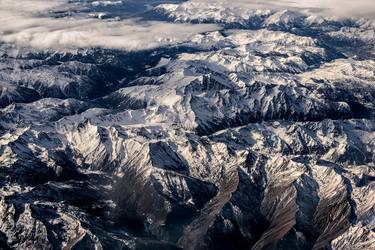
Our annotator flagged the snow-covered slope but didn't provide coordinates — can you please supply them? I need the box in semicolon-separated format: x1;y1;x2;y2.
0;1;374;250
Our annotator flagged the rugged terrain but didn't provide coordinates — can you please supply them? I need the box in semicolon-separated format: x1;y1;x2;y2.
0;1;374;249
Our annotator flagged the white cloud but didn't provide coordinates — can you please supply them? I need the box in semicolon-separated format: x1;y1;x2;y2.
0;0;219;51
188;0;375;17
0;0;373;51
276;0;375;16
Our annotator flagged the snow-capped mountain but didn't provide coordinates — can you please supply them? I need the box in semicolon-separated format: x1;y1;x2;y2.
0;1;374;249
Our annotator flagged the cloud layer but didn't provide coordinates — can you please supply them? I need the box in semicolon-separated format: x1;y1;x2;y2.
0;0;374;51
0;0;219;51
190;0;375;17
278;0;375;16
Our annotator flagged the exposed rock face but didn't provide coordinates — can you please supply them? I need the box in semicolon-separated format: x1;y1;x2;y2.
0;1;374;250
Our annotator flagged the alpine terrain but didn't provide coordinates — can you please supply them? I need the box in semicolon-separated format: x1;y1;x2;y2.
0;0;374;249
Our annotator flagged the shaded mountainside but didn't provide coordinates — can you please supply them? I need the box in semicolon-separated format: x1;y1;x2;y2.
0;3;375;250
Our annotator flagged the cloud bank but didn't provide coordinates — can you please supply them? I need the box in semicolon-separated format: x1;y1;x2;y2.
0;0;219;51
278;0;375;16
0;0;374;51
190;0;375;17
